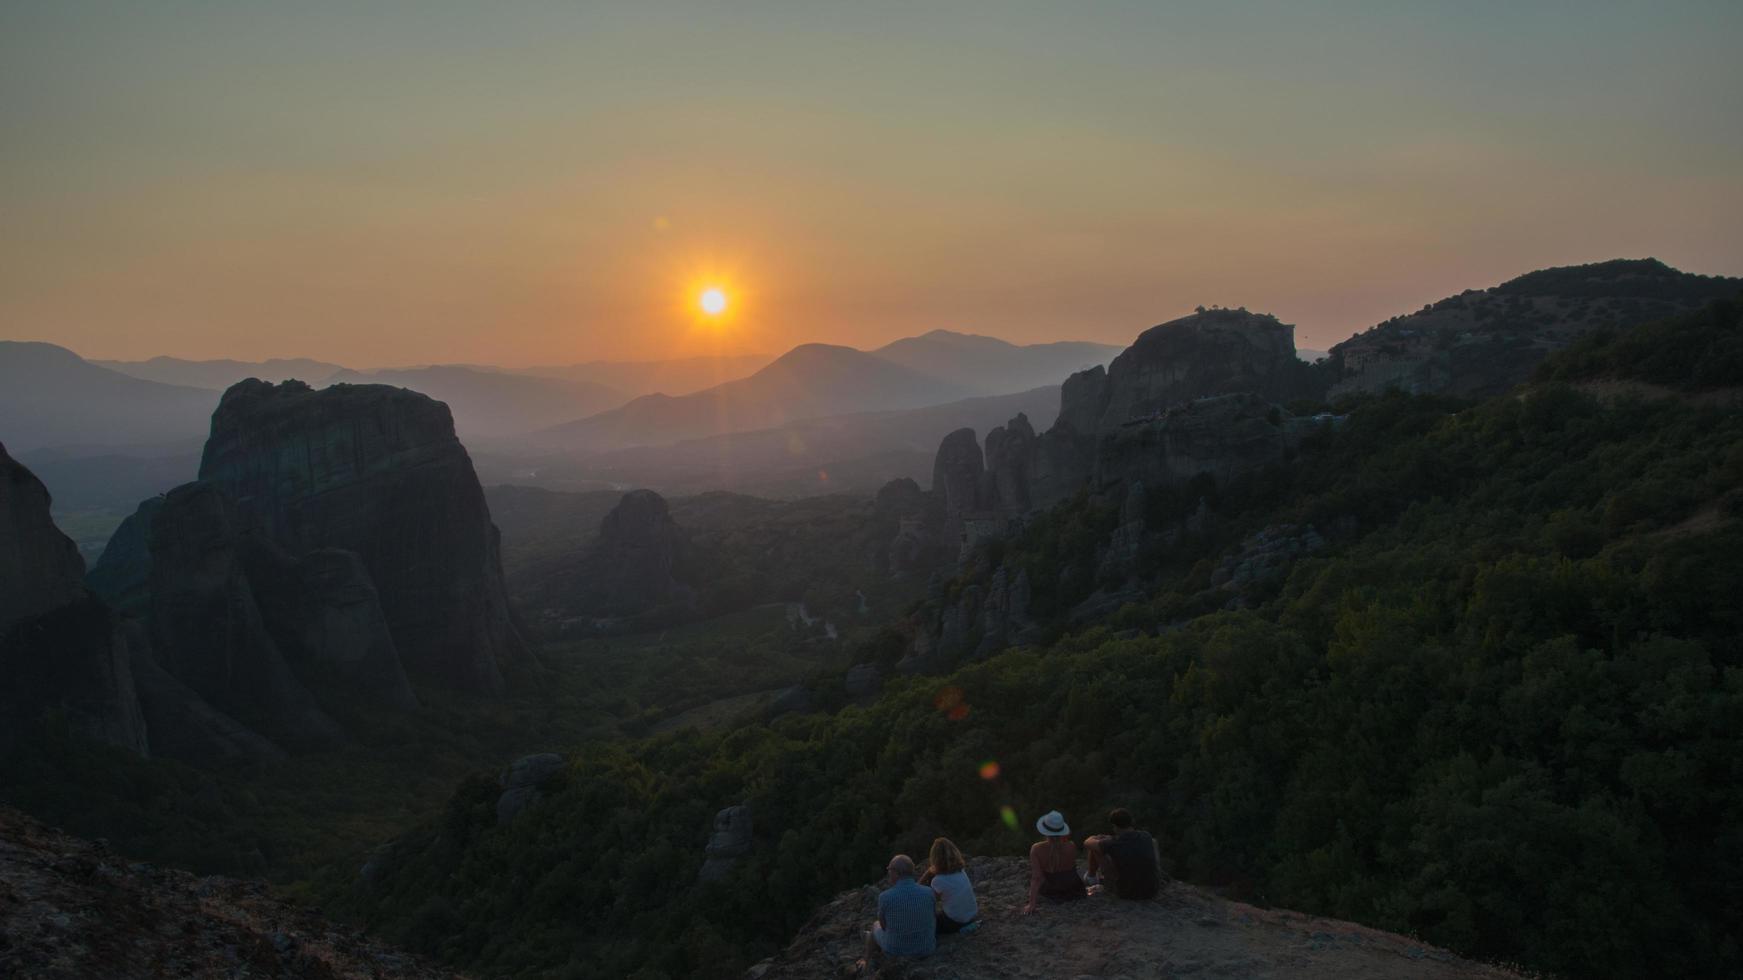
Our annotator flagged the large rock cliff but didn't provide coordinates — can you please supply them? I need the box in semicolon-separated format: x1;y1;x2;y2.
1;442;88;635
0;444;148;755
931;309;1308;527
198;379;532;693
899;310;1312;671
144;482;344;748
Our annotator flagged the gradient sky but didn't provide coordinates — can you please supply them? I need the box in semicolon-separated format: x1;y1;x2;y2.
3;1;1740;365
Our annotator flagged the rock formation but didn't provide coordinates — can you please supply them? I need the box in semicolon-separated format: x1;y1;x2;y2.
0;443;148;755
198;379;531;693
145;482;343;748
583;489;685;614
699;804;753;881
904;310;1311;671
243;545;419;712
874;477;945;579
930;309;1309;529
1;443;87;634
1092;392;1292;489
84;496;160;616
496;753;565;826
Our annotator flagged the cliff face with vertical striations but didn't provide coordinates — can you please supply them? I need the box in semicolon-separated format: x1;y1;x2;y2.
197;379;532;693
0;443;148;754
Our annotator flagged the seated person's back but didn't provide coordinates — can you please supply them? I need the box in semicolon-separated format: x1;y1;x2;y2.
1094;809;1161;900
877;875;938;956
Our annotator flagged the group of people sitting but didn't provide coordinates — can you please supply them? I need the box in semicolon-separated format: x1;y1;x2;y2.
859;807;1162;972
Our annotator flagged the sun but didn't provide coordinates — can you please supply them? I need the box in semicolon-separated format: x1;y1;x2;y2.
699;287;728;316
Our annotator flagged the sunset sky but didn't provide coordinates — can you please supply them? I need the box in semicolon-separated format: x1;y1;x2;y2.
4;1;1740;365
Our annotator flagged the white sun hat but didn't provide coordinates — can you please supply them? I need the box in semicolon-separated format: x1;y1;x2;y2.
1035;810;1071;837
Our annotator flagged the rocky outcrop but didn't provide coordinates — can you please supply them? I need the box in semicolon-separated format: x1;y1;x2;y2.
0;444;149;755
875;477;946;579
84;496;160;616
124;621;285;765
699;804;753;882
932;428;990;524
243;546;419;712
496;753;565;826
1212;523;1327;597
905;311;1309;670
1;443;87;635
752;855;1524;980
145;482;343;749
584;490;685;614
926;309;1308;526
198;379;532;693
0;806;464;980
1093;392;1292;489
1327;258;1743;399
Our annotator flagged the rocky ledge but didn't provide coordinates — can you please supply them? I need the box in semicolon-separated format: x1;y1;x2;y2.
752;856;1521;980
0;807;462;980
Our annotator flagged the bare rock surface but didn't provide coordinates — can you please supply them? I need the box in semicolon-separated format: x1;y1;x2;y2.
0;441;87;634
0;443;149;754
755;856;1523;980
0;806;464;980
199;379;531;693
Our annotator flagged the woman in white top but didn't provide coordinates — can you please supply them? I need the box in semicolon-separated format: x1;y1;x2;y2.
918;837;979;933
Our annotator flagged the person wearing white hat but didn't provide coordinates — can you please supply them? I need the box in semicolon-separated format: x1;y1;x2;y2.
1023;809;1087;914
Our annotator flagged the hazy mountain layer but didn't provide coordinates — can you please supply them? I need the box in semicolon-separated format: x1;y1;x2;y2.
870;329;1119;395
324;365;626;438
92;356;346;390
530;343;983;452
0;342;217;453
493;385;1061;499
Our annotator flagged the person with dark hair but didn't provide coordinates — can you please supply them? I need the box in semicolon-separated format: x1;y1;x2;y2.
1084;807;1162;900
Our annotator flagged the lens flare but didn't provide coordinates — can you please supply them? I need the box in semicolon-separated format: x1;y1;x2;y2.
1000;805;1019;830
979;761;1001;780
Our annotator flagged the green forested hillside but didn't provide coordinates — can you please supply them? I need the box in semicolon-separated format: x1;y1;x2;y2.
339;302;1743;978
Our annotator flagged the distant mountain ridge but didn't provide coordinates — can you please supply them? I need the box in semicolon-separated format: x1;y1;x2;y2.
93;356;346;390
529;331;1119;453
530;343;981;452
871;329;1120;395
0;342;217;453
322;365;625;438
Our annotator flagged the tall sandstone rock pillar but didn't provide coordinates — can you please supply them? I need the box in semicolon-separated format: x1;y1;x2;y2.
197;380;533;694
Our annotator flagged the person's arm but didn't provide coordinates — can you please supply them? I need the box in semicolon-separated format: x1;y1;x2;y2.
1024;848;1042;914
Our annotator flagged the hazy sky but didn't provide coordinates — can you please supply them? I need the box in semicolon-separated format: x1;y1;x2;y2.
4;1;1740;365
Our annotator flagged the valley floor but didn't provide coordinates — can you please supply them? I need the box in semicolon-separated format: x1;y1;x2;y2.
754;857;1526;980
